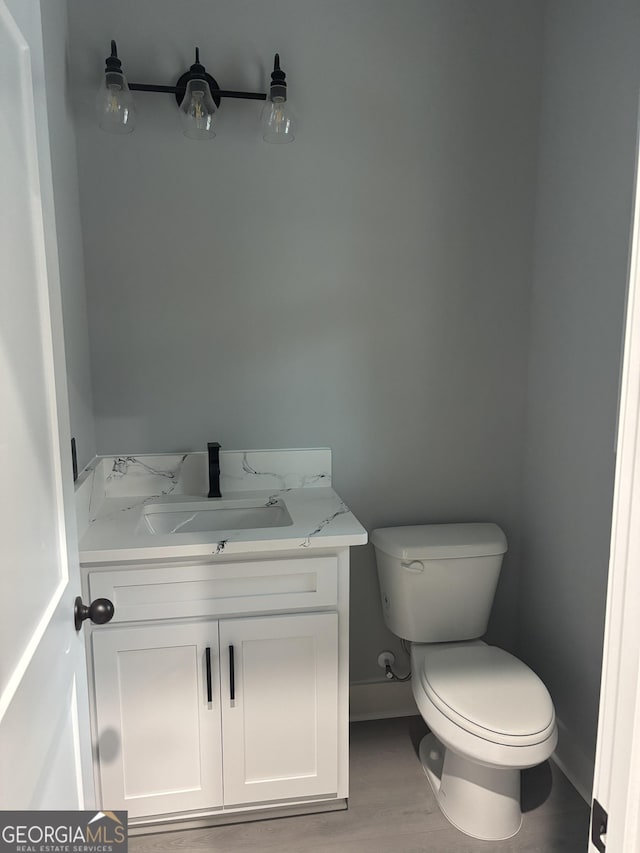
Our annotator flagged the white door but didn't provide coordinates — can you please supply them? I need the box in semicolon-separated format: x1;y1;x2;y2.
590;107;640;851
220;612;339;806
92;621;223;819
0;0;94;808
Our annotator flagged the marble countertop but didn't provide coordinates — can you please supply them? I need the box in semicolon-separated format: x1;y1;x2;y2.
77;449;368;564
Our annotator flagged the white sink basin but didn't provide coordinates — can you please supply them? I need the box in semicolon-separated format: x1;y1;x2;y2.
139;498;293;535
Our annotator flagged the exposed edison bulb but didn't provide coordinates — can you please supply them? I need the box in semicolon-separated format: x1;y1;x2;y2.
262;55;294;144
261;96;295;144
96;70;136;135
179;79;217;140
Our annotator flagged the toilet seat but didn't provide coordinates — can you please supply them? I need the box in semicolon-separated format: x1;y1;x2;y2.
409;642;557;770
419;644;556;747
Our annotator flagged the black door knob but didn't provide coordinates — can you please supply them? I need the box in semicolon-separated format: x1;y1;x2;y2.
74;596;115;631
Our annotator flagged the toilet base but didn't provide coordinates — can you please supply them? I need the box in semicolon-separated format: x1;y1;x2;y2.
419;733;522;841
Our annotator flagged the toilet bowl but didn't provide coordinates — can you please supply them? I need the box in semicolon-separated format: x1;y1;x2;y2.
371;523;558;841
411;641;557;840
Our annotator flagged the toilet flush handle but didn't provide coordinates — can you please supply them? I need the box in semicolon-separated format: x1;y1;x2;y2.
401;560;424;573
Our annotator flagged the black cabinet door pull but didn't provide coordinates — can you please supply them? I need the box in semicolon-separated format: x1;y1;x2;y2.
205;647;212;703
229;645;235;701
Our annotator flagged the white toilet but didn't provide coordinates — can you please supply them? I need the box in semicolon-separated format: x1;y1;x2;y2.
371;523;557;841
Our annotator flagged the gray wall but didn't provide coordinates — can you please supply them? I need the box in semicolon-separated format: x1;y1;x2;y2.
40;0;96;471
66;0;544;682
518;0;640;797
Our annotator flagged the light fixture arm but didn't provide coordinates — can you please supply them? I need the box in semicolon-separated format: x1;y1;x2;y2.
123;45;268;105
127;82;267;102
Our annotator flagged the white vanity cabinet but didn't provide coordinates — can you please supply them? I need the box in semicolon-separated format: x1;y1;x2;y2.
84;551;349;829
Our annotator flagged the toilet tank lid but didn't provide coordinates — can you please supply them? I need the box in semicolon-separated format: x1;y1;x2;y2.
371;523;507;560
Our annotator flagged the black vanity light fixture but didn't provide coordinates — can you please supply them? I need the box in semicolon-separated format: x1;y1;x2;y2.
96;41;295;143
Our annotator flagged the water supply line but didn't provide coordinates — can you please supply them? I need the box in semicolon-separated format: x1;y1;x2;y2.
377;641;412;682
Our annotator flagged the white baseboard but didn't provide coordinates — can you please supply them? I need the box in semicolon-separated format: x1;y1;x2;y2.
350;679;418;722
551;717;594;804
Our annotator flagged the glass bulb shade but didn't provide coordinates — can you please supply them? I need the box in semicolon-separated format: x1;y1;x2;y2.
178;79;217;140
96;71;136;134
261;96;295;143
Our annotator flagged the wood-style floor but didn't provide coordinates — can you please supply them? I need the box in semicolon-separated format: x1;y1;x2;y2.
131;716;590;853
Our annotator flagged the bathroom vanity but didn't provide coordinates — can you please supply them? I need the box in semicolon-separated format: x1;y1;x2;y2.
76;449;366;833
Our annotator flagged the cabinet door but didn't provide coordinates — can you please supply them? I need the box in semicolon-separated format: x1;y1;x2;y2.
92;621;222;818
220;612;338;805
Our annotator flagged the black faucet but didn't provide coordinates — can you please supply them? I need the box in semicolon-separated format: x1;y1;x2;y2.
207;442;221;498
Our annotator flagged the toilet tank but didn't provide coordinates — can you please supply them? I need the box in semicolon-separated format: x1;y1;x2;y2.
371;523;507;643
